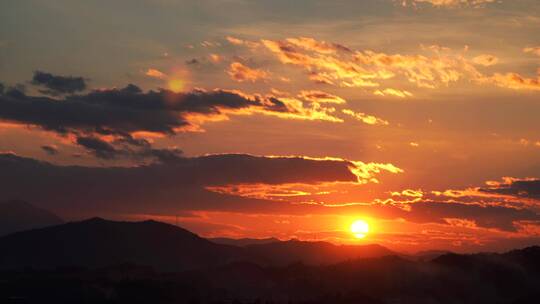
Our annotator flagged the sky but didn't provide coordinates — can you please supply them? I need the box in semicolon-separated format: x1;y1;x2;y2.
1;0;540;253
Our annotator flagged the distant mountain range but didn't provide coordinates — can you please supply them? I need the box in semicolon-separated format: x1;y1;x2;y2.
1;212;540;303
210;236;280;247
0;217;395;271
0;217;259;271
0;200;63;236
243;239;395;266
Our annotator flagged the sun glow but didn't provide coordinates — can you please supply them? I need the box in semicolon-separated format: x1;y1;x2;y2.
351;219;369;239
168;78;185;93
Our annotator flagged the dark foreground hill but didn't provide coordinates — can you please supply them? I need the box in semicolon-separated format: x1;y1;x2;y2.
210;236;280;247
1;218;540;303
0;218;394;271
0;200;63;236
1;247;540;304
243;239;395;266
0;218;256;271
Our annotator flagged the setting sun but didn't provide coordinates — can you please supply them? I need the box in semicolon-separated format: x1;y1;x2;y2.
351;219;369;239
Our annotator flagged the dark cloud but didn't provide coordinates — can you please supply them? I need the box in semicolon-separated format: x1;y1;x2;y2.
0;152;538;233
76;136;118;159
75;135;184;162
185;58;199;65
0;153;358;217
40;145;59;156
31;71;86;95
405;201;540;232
0;84;289;136
319;200;540;232
480;178;540;200
0;82;297;160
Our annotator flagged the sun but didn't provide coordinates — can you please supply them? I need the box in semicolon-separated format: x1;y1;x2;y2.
350;219;369;239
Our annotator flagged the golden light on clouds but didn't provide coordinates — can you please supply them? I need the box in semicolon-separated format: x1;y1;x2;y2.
145;68;166;79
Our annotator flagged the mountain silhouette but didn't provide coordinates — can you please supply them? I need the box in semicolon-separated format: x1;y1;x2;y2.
0;218;540;303
3;246;540;303
210;236;280;246
0;218;395;271
243;239;395;266
0;217;256;271
0;200;63;236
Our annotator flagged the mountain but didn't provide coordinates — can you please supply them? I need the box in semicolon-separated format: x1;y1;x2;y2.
0;217;256;271
414;250;454;261
209;237;280;247
0;218;396;271
0;200;63;236
243;239;395;266
3;247;540;303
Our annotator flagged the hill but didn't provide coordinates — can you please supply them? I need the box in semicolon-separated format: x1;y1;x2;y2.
243;239;395;266
0;218;254;271
209;237;280;247
0;200;63;236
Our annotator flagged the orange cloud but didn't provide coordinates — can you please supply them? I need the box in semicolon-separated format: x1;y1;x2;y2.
226;36;260;49
342;109;389;126
285;37;351;54
258;37;540;93
392;189;424;198
145;68;167;79
262;96;343;123
402;0;497;7
298;90;346;104
472;54;499;66
261;38;481;90
227;62;270;82
349;161;404;183
209;53;221;63
480;71;540;91
374;88;413;98
524;46;540;56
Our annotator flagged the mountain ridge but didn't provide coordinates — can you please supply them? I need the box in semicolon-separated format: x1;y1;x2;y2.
0;200;63;236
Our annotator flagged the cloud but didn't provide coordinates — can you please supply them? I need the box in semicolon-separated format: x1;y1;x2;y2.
401;0;497;8
392;189;424;198
472;54;499;67
285;37;351;54
404;201;539;232
524;46;540;57
226;36;260;49
76;136;120;159
75;134;185;162
185;58;199;65
40;145;58;155
145;68;167;79
209;54;221;63
298;90;346;104
31;71;86;95
261;38;480;90
342;109;389;126
2;152;536;233
1;81;345;159
0;152;387;217
479;72;540;91
374;88;413;98
227;62;270;82
480;177;540;200
251;37;540;93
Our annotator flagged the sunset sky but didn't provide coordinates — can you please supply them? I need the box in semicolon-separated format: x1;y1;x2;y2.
1;0;540;253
